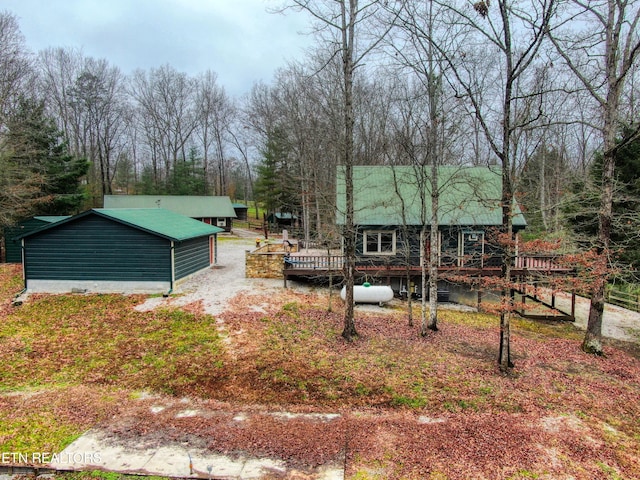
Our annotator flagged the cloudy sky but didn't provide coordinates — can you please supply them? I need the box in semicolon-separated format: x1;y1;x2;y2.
5;0;313;97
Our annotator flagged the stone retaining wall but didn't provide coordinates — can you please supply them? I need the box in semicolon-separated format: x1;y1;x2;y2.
245;243;297;279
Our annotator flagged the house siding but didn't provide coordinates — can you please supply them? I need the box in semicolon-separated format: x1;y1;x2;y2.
174;237;211;280
355;225;506;268
4;219;49;263
24;216;171;282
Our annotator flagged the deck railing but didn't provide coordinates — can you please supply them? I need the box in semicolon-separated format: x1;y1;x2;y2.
284;255;344;270
514;255;569;271
284;254;571;272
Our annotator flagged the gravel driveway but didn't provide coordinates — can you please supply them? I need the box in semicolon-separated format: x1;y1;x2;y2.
135;233;284;316
135;231;640;344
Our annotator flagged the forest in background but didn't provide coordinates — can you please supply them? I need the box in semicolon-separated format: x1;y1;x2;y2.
1;1;639;285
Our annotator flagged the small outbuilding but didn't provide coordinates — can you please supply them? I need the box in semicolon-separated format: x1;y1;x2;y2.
3;216;70;263
103;195;237;232
18;208;223;294
232;203;249;221
267;212;299;230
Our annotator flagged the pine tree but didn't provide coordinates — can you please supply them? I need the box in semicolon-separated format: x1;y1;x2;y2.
5;97;89;216
254;128;297;217
566;128;640;282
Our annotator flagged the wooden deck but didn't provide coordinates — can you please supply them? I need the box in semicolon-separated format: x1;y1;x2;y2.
283;254;574;279
283;254;577;321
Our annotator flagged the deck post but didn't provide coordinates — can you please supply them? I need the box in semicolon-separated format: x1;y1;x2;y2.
571;290;576;318
477;289;482;310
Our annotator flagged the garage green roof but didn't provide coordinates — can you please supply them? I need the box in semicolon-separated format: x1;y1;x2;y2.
19;208;223;242
33;215;71;223
103;195;237;218
336;166;526;227
94;209;224;240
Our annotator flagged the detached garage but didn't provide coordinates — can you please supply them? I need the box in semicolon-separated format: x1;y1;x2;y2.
19;208;223;294
3;216;69;263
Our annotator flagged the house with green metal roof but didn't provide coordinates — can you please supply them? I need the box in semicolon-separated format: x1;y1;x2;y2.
18;208;223;294
336;165;527;270
103;195;237;232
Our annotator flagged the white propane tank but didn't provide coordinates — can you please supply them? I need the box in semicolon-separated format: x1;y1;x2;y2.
340;283;394;305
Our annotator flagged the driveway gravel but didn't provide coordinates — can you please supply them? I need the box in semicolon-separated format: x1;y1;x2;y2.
136;230;639;345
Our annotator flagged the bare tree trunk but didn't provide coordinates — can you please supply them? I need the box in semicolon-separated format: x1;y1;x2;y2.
539;144;548;230
341;0;358;341
427;172;439;332
550;0;640;356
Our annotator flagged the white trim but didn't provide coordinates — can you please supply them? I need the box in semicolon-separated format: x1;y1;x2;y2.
363;230;396;255
460;230;485;268
170;240;176;288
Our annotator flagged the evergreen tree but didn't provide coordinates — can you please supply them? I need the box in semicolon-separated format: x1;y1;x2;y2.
254;128;298;217
565;128;640;281
168;159;206;195
4;97;88;216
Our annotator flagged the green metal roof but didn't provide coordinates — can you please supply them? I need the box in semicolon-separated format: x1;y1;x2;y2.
33;216;71;223
336;166;526;227
19;208;223;242
94;209;224;240
103;195;237;218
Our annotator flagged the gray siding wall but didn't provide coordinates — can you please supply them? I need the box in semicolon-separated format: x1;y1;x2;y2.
174;236;211;280
24;216;171;281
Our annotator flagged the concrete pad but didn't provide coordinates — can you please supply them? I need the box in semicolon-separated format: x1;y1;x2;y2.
49;431;153;471
47;428;344;479
144;447;247;478
239;458;286;479
317;466;345;480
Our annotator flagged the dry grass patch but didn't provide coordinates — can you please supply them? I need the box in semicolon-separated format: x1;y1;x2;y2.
1;265;639;478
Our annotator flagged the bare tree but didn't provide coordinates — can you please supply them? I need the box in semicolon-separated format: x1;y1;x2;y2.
129;65;198;189
403;0;557;371
69;59;127;197
283;0;395;340
37;48;84;155
0;11;33;128
385;0;458;334
195;71;236;195
550;0;640;355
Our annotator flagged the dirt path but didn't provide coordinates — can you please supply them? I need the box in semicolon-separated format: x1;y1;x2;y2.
543;290;640;343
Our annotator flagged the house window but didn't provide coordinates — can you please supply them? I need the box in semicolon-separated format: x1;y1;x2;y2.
363;230;396;255
460;231;485;268
217;218;226;227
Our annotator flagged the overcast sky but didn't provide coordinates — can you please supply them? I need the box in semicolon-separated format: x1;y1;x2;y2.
5;0;313;97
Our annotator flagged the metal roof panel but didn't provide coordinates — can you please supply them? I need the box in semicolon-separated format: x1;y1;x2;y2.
336;166;526;227
95;208;224;240
103;195;237;218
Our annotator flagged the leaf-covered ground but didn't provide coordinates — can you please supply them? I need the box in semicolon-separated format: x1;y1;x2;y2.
0;264;639;479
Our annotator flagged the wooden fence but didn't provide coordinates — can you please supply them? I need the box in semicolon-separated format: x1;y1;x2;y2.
606;287;640;312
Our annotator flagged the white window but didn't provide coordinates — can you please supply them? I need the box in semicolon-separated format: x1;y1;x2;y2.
216;218;227;227
363;230;396;255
